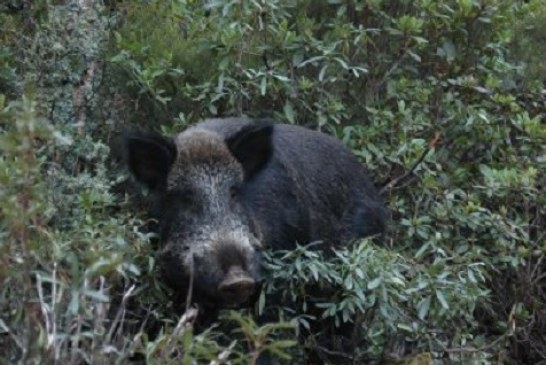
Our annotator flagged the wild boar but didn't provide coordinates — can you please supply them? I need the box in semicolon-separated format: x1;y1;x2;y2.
124;117;387;310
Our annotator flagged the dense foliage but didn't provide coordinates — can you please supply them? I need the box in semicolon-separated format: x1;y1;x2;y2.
1;0;545;364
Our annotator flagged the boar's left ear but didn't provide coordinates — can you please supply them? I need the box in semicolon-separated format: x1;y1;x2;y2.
226;122;274;179
124;132;177;191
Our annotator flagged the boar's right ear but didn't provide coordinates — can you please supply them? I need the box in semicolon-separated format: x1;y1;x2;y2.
226;122;274;180
124;132;177;191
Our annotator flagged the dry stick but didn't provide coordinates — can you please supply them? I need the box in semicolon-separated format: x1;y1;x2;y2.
185;254;195;314
159;254;200;357
209;341;237;365
51;263;59;361
162;308;199;358
0;319;24;352
379;131;442;195
105;284;136;343
530;254;544;285
172;309;198;339
157;253;198;359
35;273;53;350
440;331;512;354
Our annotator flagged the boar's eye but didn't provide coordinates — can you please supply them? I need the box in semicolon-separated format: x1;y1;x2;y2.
229;185;240;199
167;189;193;205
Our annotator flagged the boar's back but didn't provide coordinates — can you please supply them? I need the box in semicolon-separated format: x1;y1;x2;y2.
189;117;387;250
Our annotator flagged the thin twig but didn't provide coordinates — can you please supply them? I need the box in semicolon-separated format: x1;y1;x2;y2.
161;308;199;358
441;331;511;354
172;309;198;338
380;131;441;194
36;274;51;347
185;254;195;314
0;319;24;352
105;284;137;343
209;340;237;365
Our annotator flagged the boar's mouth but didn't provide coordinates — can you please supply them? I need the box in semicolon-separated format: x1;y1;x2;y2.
158;236;263;309
216;265;256;307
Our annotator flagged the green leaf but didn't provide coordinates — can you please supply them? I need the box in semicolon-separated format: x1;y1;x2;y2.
417;296;431;320
436;290;450;310
260;76;267;96
367;277;382;290
283;102;295;123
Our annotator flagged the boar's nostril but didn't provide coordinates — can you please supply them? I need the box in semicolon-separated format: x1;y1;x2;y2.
217;266;255;305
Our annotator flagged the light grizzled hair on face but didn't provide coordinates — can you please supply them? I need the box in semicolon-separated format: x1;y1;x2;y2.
175;129;238;166
168;129;243;188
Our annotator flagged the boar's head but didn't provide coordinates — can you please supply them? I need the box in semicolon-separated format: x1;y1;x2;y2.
124;123;273;308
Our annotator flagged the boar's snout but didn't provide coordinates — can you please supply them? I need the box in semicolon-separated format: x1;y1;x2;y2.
217;265;256;306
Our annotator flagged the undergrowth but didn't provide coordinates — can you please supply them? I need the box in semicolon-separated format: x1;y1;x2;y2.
1;0;545;364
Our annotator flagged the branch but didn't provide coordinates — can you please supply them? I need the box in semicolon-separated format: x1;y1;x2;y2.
380;131;441;195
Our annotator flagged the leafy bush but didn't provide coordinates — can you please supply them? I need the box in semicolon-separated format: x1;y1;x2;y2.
262;241;488;362
1;0;545;364
0;96;143;363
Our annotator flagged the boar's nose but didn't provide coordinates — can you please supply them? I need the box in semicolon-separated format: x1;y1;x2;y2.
217;266;256;305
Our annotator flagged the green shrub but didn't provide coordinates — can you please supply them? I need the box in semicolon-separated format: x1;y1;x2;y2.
262;241;489;362
0;96;145;363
